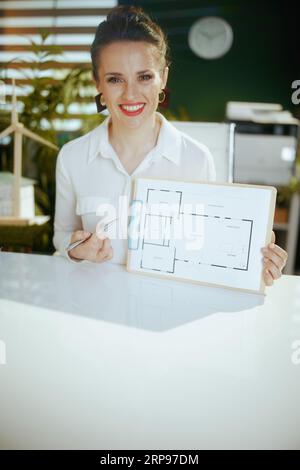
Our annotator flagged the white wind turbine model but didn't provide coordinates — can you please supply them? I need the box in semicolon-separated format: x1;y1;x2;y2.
0;78;59;225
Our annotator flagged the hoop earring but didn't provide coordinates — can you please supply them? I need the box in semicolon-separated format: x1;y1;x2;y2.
158;90;165;104
158;88;170;109
94;92;107;113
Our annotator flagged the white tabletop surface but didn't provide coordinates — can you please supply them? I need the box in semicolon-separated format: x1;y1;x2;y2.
0;251;299;450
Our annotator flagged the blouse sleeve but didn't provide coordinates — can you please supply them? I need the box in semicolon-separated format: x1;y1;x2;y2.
52;145;84;262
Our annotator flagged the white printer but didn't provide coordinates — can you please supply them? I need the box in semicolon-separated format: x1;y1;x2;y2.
226;102;299;185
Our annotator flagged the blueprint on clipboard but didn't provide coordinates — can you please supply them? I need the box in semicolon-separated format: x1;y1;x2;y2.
127;177;277;294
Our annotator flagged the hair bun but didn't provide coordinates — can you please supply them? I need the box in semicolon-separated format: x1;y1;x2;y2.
107;5;148;24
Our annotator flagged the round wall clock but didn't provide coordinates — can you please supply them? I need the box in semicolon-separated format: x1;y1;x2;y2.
188;16;234;59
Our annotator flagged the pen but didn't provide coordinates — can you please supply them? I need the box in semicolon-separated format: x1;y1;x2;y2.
67;218;118;252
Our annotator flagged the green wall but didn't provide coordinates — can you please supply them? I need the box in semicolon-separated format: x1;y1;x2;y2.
120;0;299;121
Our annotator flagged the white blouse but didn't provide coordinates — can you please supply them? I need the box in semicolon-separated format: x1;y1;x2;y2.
53;111;216;264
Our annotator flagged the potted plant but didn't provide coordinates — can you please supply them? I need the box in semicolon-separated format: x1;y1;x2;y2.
0;30;105;253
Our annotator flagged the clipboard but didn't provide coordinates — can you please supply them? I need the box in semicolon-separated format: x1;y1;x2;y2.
126;176;277;295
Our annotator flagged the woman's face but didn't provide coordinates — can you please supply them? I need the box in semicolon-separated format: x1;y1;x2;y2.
94;41;169;128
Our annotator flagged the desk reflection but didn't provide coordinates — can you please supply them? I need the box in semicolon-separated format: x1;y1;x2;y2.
0;253;264;331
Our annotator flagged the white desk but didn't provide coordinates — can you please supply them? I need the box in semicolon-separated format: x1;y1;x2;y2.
0;252;299;449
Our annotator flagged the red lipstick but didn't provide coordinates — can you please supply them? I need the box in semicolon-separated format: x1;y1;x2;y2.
119;103;146;116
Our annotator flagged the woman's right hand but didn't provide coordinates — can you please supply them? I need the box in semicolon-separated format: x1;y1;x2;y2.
68;230;113;263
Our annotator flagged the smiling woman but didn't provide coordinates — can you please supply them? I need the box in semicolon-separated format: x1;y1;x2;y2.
52;4;217;265
90;11;170;147
93;40;168;160
52;5;287;284
89;7;173;175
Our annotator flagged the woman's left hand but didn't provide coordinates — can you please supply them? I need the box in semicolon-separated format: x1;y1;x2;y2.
261;231;288;286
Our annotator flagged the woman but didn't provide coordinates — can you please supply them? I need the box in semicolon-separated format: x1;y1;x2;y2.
53;5;287;286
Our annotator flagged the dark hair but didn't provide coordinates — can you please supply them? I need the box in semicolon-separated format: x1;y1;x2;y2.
90;5;171;82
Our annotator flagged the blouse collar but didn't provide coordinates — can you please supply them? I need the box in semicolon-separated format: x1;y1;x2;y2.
87;111;182;166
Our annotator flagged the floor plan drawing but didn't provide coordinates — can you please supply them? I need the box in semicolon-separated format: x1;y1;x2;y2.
127;178;276;293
